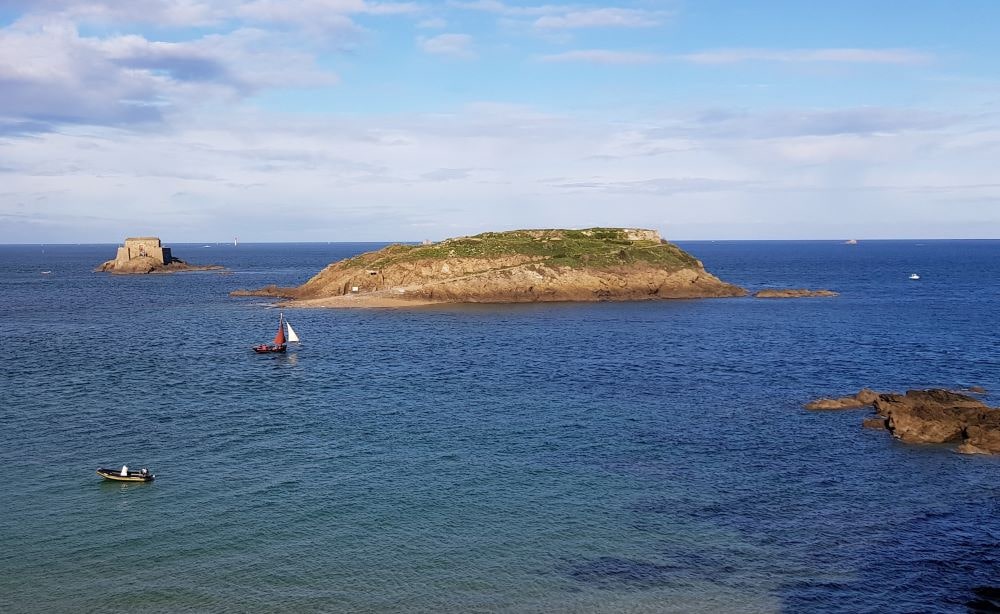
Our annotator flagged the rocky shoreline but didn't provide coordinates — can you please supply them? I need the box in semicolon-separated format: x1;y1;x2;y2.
806;388;999;454
96;257;223;275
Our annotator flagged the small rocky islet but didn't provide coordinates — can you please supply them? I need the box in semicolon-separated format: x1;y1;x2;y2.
96;237;222;274
806;388;999;455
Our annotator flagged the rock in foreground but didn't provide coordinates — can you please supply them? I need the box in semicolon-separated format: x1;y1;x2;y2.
874;390;999;453
235;228;746;307
806;388;1000;454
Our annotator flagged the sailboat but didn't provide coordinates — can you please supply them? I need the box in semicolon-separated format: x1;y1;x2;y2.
253;313;300;353
254;313;288;353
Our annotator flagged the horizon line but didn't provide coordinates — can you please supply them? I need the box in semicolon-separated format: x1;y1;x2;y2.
4;237;1000;246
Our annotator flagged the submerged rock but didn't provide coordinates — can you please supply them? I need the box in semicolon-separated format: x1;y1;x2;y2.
805;388;878;410
568;557;678;588
805;397;868;410
754;289;838;298
230;285;298;298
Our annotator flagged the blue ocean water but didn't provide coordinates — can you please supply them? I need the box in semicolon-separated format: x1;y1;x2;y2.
1;240;998;613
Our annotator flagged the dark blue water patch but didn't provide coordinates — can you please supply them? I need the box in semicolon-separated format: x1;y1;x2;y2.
784;504;1000;612
567;556;682;588
967;586;1000;613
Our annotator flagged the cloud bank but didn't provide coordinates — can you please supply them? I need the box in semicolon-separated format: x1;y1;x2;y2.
1;1;998;241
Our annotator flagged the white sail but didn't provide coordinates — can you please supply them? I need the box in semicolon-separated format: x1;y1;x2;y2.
286;321;300;343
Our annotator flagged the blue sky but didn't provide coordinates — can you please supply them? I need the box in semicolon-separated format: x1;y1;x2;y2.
1;0;999;242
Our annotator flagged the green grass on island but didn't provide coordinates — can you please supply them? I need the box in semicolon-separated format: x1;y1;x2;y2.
340;228;701;271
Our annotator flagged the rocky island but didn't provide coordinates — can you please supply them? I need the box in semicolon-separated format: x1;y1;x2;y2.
806;388;999;455
232;228;747;307
96;237;223;274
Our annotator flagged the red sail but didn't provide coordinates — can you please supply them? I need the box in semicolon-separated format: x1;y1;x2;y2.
273;315;286;345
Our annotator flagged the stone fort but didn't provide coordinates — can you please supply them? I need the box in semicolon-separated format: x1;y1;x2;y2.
114;237;172;267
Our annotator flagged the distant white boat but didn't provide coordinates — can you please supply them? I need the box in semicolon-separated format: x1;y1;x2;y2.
41;270;51;275
845;239;858;245
234;236;238;247
909;273;921;280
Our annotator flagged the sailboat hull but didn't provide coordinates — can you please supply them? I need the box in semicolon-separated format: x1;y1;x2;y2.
253;344;287;354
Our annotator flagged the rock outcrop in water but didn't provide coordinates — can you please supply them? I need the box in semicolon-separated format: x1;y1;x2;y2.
754;289;838;298
805;388;1000;454
804;388;877;410
232;228;746;307
96;237;222;274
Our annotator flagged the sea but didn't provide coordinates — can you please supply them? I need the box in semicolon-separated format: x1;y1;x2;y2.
1;240;998;613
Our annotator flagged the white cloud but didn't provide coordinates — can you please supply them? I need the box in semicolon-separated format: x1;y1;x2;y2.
418;33;476;59
655;107;957;140
4;0;420;34
2;0;222;27
239;0;419;25
534;8;663;29
450;1;668;28
417;17;447;29
0;16;337;131
234;0;420;38
552;176;760;195
680;48;932;65
422;167;473;181
539;49;662;64
5;101;999;242
448;1;564;16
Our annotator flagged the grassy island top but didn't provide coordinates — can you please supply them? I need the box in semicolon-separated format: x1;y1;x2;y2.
340;228;701;270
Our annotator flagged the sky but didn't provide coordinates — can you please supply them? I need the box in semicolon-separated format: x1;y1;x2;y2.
2;0;1000;243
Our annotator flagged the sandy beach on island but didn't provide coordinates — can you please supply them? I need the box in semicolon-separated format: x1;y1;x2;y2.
279;293;438;309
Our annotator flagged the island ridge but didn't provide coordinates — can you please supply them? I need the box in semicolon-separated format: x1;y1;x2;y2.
232;228;748;307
